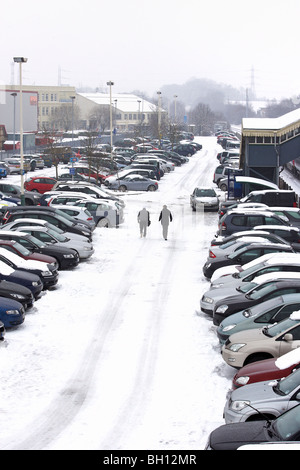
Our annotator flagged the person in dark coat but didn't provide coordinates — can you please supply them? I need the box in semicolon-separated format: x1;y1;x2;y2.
137;207;150;237
159;205;173;240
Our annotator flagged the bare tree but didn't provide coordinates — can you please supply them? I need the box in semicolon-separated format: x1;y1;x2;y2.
88;105;111;132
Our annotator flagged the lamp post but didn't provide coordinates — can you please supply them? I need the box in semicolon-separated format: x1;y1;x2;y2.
13;57;27;205
70;95;75;143
107;81;114;158
10;92;17;152
157;91;162;148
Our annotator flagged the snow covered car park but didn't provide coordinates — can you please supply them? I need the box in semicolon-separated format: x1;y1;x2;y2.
2;135;300;451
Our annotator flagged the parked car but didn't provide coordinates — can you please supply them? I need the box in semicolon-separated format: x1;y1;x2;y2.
210;252;300;290
4;158;30;174
190;187;219;212
50;181;125;207
0;246;59;290
266;207;300;228
49;205;96;230
232;348;300;390
0;278;34;311
2;208;92;240
214;274;300;326
217;293;300;345
205;404;300;450
108;175;158;192
24;177;57;194
203;242;296;279
0;259;43;299
0;183;41;205
210;229;289;248
224;365;300;424
218;202;268;219
0;296;25;328
2;218;93;245
241;189;298;208
57;172;98;184
0;320;5;341
13;225;94;260
202;270;300;316
217;209;290;236
222;312;300;368
207;235;279;260
172;143;196;157
104;168;157;186
0;230;80;269
0;238;58;267
73;199;124;227
0;162;8;178
254;225;300;247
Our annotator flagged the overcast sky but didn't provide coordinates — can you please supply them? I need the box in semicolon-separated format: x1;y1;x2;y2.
2;0;299;101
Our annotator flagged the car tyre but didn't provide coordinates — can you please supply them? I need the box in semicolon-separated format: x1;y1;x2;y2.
118;185;127;192
97;217;110;228
147;185;157;192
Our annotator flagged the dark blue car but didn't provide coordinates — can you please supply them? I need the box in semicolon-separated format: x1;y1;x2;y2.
0;260;43;299
0;296;25;328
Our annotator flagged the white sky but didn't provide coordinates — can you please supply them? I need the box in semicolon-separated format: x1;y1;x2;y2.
2;0;300;100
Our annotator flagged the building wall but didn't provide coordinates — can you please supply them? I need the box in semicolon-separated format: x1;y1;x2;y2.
0;88;38;133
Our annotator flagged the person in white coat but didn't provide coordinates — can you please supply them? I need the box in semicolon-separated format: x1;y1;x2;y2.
137;207;150;237
159;205;173;240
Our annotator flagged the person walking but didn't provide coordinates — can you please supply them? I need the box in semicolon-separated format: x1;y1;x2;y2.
137;207;150;237
159;205;173;240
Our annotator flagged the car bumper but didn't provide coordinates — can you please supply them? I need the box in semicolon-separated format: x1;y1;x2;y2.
200;299;214;315
221;345;245;369
78;247;95;259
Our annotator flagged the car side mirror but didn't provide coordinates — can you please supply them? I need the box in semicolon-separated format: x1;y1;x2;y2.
283;333;293;342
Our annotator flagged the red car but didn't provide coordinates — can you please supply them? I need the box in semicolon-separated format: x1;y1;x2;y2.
232;348;300;390
0;239;58;268
24;176;57;194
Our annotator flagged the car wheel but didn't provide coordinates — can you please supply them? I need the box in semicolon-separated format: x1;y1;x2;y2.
118;185;127;192
219;183;228;191
148;185;156;192
97;217;109;228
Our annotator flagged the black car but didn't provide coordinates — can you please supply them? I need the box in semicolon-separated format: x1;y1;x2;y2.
0;183;41;205
213;278;300;326
0;279;34;309
203;243;296;279
0;262;43;299
206;404;300;450
0;249;59;290
0;230;80;270
0;320;5;341
2;208;92;241
172;144;196;157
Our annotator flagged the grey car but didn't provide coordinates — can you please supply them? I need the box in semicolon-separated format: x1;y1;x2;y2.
218;210;290;236
74;198;125;227
217;293;300;345
224;366;300;424
190;187;219;211
108;174;158;192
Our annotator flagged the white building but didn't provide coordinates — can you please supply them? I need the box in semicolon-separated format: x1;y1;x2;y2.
76;92;164;131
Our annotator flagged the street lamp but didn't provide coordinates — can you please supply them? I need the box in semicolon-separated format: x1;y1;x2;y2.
70;96;75;142
107;81;114;157
13;57;27;205
10;92;17;151
157;91;162;147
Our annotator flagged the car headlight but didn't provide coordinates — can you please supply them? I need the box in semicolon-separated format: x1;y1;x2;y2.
202;296;214;304
205;263;211;268
230;400;250;411
235;376;250;386
63;254;75;258
6;309;20;315
32;281;40;286
222;324;237;332
10;293;26;300
216;304;228;314
212;283;224;288
229;343;246;352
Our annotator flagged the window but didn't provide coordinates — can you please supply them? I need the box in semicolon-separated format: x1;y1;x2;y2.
247;216;264;227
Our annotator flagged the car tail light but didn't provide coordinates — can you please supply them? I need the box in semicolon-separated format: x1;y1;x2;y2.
221;222;227;232
209;250;216;258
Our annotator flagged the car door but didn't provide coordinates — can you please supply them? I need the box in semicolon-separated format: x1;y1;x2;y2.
278;324;300;356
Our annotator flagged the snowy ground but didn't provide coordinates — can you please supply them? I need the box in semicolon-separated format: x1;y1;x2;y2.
0;137;237;450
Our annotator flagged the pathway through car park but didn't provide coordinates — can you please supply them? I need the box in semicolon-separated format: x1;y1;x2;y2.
0;137;234;450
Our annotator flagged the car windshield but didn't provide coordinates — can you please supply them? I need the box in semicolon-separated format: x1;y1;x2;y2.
233;262;265;279
264;317;300;338
247;282;277;300
11;241;31;256
27;234;46;248
46;228;68;242
236;282;258;293
195;189;216;197
272;404;300;440
275;368;300;396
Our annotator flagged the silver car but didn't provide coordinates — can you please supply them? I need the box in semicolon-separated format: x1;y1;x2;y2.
12;225;95;260
224;367;300;424
108;174;158;192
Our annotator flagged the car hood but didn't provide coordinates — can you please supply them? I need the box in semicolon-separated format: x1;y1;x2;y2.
203;282;244;302
0;279;32;295
26;252;56;264
227;327;268;345
194;196;218;203
210;265;241;282
230;378;283;405
209;421;268;450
